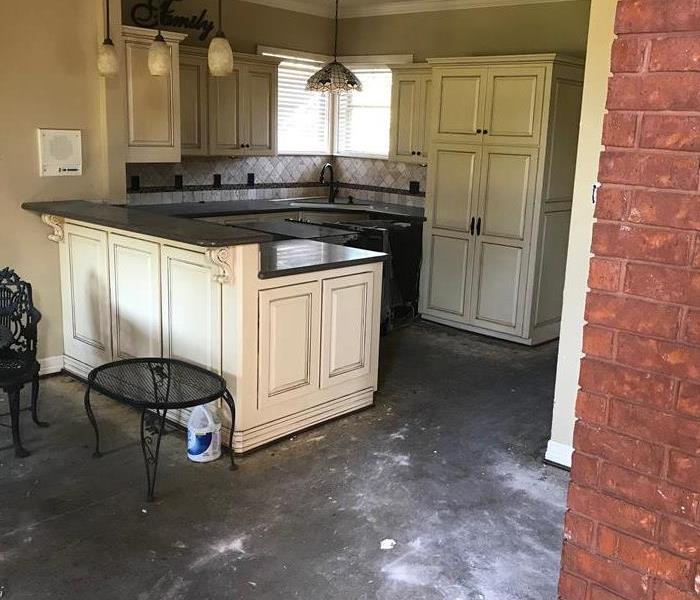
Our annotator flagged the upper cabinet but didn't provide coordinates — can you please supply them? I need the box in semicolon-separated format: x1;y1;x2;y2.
389;66;432;164
122;26;187;163
430;61;547;148
179;48;279;157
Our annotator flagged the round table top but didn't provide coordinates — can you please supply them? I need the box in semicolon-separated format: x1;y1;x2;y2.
88;358;227;409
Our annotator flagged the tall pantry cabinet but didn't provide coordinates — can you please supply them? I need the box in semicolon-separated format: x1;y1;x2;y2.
419;54;584;345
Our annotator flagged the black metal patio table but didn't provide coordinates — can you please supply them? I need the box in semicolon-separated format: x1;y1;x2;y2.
84;358;236;501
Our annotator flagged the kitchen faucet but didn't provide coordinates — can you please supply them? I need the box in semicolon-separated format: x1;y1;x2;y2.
319;163;338;204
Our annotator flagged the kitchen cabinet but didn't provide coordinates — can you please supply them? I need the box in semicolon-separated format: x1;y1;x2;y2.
122;26;187;163
60;224;112;371
208;55;279;156
258;282;321;410
389;66;432;164
420;54;584;345
108;234;161;360
51;217;383;453
179;48;209;156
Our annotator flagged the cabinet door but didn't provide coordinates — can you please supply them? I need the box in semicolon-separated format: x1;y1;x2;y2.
417;75;433;159
483;66;546;146
320;273;374;388
389;74;420;162
180;52;208;155
258;282;321;410
109;234;161;360
469;147;539;335
242;66;276;155
124;37;181;163
208;67;243;155
60;224;112;368
432;67;487;145
161;246;222;425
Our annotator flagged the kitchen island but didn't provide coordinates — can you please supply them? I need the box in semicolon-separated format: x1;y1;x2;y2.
25;200;387;452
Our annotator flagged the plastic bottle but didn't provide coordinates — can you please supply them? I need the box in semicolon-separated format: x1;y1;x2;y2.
187;404;222;463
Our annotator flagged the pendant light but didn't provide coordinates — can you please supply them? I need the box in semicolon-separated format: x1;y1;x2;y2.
208;0;234;77
97;0;119;78
306;0;362;94
148;3;171;76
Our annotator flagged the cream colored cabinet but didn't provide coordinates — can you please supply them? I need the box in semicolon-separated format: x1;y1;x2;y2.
122;26;186;163
258;282;321;410
179;49;209;156
209;56;278;156
108;234;161;359
320;272;374;388
161;245;223;426
389;66;432;163
60;224;112;370
420;55;584;344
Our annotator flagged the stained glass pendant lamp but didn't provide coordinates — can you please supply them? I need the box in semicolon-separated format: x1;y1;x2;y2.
208;0;234;76
306;0;362;94
97;0;119;78
148;3;171;76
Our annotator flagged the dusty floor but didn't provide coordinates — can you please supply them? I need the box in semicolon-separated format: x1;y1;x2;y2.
0;321;568;600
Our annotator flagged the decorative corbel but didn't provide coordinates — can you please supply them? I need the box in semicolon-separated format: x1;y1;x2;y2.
41;214;65;243
206;247;232;284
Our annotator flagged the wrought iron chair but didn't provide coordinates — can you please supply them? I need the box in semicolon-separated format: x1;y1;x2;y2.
0;268;47;457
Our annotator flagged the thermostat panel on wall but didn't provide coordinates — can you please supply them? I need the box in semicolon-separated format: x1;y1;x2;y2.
38;129;82;177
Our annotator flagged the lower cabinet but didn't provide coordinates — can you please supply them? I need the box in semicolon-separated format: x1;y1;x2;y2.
161;245;222;426
109;234;161;360
60;224;113;371
257;271;376;420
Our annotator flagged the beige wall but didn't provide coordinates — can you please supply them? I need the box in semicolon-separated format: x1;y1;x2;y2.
339;1;591;61
0;0;119;360
546;0;617;466
121;0;334;55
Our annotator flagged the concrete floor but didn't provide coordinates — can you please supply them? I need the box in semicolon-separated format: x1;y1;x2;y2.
0;321;568;600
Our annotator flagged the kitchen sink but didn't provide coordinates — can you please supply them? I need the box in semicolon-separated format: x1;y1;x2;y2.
286;197;375;210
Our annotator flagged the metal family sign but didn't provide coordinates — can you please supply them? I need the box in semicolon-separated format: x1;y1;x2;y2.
131;0;215;41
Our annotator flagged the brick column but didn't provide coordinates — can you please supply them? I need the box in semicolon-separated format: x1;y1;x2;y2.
559;1;700;599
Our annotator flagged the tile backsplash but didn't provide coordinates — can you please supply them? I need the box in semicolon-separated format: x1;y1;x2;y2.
125;155;427;207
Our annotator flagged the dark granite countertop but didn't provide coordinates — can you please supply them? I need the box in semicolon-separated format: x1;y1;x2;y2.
22;200;273;248
230;219;359;242
259;239;387;279
141;198;425;222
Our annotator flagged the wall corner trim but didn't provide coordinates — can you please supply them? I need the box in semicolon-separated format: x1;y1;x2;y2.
545;439;573;468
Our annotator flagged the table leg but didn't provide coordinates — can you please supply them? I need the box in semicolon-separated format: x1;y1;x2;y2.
222;390;237;471
84;385;101;458
140;407;168;502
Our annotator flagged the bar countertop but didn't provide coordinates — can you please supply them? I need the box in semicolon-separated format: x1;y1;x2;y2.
22;200;274;248
259;239;387;279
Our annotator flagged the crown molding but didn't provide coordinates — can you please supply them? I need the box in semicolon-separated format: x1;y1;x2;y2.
241;0;580;19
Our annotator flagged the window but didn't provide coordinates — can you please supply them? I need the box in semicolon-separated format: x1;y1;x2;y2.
273;54;331;154
335;68;393;157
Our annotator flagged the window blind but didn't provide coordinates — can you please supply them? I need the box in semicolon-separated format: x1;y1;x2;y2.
335;68;393;157
277;58;331;154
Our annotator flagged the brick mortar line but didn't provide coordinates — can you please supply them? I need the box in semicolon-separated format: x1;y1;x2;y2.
594;216;699;239
586;287;700;313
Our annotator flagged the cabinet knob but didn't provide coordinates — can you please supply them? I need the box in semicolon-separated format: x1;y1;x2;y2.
240;144;245;148
246;144;250;148
476;129;482;134
417;151;421;156
483;129;488;135
411;151;416;155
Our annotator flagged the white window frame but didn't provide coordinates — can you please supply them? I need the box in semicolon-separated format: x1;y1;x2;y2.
259;47;412;160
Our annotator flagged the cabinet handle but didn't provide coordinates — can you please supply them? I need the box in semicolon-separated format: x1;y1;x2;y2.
476;129;482;134
476;217;482;236
240;143;245;148
417;151;421;156
470;217;475;236
246;144;250;148
483;129;489;135
411;151;416;155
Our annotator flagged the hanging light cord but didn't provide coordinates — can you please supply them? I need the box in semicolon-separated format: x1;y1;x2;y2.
334;0;339;59
105;0;111;41
218;0;224;35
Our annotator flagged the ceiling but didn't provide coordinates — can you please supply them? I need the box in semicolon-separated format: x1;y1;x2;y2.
243;0;576;18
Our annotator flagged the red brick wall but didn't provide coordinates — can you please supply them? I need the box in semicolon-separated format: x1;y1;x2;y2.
559;1;700;599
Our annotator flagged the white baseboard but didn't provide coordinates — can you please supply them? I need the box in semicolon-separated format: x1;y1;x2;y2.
545;439;573;469
39;355;64;376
